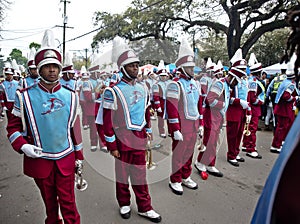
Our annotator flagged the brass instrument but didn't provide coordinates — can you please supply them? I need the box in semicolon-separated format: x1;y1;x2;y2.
146;135;157;170
243;123;251;136
75;161;88;191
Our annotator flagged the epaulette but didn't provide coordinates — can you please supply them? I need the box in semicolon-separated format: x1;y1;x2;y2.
62;84;75;92
166;81;180;99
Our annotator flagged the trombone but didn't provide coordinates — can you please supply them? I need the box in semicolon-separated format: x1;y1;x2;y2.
146;134;157;170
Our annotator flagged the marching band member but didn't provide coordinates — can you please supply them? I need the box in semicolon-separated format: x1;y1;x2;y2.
19;47;39;89
195;55;246;178
242;53;265;159
270;59;299;153
6;29;84;224
101;36;161;223
0;63;18;121
60;52;78;91
166;38;200;195
152;60;171;138
78;66;99;152
226;49;249;166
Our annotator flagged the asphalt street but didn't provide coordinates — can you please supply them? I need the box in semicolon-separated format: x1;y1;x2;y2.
0;116;278;224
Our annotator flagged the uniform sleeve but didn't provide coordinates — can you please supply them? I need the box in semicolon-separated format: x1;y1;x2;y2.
71;115;84;160
152;84;160;109
102;88;118;151
206;80;225;109
166;81;181;133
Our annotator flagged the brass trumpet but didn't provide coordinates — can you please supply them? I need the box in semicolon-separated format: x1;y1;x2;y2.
146;136;157;170
75;161;88;191
243;123;251;136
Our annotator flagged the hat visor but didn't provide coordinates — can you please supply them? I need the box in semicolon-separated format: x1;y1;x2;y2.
120;57;140;67
37;58;62;73
177;61;195;68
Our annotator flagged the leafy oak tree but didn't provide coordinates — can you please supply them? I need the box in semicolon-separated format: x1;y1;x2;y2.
91;0;298;62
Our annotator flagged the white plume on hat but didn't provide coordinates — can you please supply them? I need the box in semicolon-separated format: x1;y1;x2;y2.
41;29;56;49
286;53;297;78
206;57;214;71
64;52;73;67
230;48;247;69
175;37;195;68
213;60;224;76
157;60;169;76
28;47;36;60
80;65;89;78
111;36;139;69
12;59;21;76
249;53;262;73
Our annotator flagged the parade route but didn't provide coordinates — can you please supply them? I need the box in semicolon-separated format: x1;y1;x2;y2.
0;118;278;224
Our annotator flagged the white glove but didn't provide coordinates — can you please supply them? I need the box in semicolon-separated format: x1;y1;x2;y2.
3;106;8;111
295;96;299;101
246;115;252;124
198;126;204;137
240;100;249;109
21;144;42;158
173;130;183;141
157;107;162;113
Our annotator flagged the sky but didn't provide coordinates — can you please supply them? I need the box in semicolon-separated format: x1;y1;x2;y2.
1;0;132;60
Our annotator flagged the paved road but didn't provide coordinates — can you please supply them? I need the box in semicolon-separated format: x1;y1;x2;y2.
0;117;278;224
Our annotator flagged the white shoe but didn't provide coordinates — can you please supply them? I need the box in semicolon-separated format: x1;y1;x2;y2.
159;133;166;138
270;146;281;154
90;146;97;152
169;182;183;195
246;151;262;159
120;206;131;219
206;166;223;177
83;125;89;130
138;209;162;223
150;116;156;120
100;146;108;153
182;177;198;189
194;161;206;172
199;145;206;152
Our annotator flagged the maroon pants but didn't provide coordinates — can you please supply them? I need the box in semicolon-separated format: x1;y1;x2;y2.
115;150;152;213
198;112;223;166
96;123;107;148
242;115;259;152
87;116;98;147
226;118;245;160
157;112;166;135
170;132;197;183
80;101;87;127
34;164;80;224
272;115;295;148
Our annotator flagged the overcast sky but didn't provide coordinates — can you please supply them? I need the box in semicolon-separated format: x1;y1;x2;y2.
1;0;131;60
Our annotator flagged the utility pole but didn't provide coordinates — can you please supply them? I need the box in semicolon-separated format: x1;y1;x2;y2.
56;0;73;63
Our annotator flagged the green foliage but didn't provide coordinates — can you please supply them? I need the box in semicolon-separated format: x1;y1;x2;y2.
7;48;27;66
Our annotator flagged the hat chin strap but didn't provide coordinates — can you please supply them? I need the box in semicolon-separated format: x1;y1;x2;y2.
182;67;193;79
230;76;236;85
39;75;60;85
121;66;135;80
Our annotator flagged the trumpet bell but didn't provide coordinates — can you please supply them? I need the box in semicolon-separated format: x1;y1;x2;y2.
75;179;88;191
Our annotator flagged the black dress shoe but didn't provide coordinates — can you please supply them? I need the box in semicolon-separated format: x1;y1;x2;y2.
236;157;245;162
246;152;262;159
227;159;239;167
206;169;223;177
120;211;131;219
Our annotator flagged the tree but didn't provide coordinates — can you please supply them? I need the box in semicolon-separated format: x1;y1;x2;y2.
0;0;11;34
91;0;298;62
7;48;27;66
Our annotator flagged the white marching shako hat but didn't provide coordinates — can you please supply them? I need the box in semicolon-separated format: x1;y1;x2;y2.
213;60;224;76
230;48;247;69
111;36;139;69
62;52;75;74
157;60;169;76
34;29;62;73
206;57;214;72
4;62;14;75
175;37;195;68
286;54;297;79
248;53;262;74
27;47;37;69
80;65;89;78
12;59;21;77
